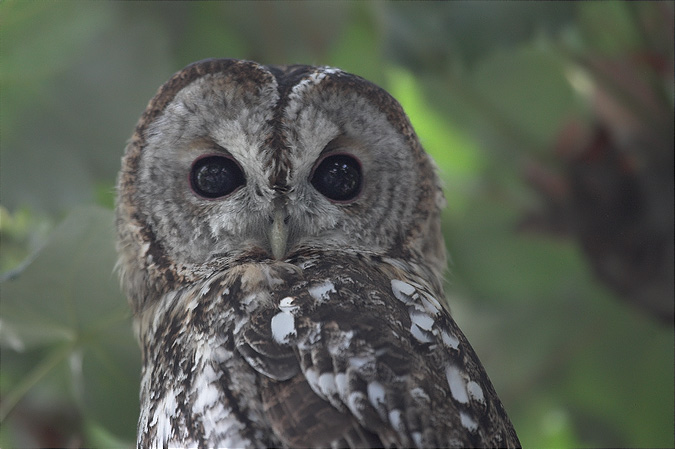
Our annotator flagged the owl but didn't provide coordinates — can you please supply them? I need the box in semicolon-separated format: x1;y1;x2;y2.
116;58;520;448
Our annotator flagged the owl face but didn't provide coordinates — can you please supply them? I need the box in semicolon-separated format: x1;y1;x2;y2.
118;59;444;306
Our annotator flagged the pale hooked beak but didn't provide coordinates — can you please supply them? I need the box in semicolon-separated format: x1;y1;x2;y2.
268;206;289;260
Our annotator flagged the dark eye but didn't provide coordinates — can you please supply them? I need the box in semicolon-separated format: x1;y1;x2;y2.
190;155;245;199
311;154;362;202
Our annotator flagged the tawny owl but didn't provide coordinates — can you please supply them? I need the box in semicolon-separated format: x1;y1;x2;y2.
116;58;520;448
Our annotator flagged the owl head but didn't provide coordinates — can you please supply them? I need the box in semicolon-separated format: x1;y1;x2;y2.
116;59;446;312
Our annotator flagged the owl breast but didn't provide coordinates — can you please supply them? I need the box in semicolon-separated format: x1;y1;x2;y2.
135;249;518;448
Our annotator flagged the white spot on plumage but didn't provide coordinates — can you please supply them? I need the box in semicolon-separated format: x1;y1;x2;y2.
445;365;469;404
441;329;460;349
393;280;441;344
367;381;386;409
467;380;485;404
420;292;442;315
389;409;404;432
335;372;347;398
152;389;178;444
271;296;300;344
192;378;220;413
318;372;338;398
460;411;478;431
140;241;150;257
271;311;296;344
410;310;434;331
412;431;423;447
321;66;342;75
279;296;297;311
391;279;416;302
212;346;230;364
289;67;342;101
410;323;434;343
348;355;371;369
308;280;336;303
304;368;319;393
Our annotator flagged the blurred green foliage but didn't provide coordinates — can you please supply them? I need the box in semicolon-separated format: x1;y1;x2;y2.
1;1;672;447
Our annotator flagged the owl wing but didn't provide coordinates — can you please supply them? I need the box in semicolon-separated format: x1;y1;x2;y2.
235;256;520;448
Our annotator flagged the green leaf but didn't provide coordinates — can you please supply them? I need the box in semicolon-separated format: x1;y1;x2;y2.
0;206;139;445
470;45;578;153
326;2;384;85
385;66;485;215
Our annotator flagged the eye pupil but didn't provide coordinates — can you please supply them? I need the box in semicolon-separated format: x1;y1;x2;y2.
311;154;362;202
190;156;245;198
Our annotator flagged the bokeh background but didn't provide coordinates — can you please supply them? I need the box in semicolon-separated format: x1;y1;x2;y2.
1;2;673;447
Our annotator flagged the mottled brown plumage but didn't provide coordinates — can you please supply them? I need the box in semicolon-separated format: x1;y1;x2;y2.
116;58;520;448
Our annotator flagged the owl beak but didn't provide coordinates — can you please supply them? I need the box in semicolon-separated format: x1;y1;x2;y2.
268;207;289;260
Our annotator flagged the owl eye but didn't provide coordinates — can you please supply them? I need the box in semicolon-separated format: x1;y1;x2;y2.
190;155;245;199
311;154;362;202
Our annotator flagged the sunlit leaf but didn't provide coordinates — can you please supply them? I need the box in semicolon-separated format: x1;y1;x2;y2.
385;66;485;215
